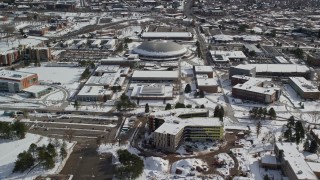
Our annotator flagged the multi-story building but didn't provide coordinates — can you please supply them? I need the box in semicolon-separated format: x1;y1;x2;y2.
0;70;38;92
152;116;224;152
288;77;320;100
274;142;318;180
229;64;312;80
148;109;223;152
231;75;281;103
193;65;219;93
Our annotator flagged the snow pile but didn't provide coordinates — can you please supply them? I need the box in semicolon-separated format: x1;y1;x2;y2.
0;133;74;180
143;157;170;179
171;158;208;176
215;153;235;176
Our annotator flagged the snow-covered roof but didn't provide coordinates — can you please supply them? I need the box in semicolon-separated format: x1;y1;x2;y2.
194;66;213;73
0;70;37;81
141;32;192;38
289;77;319;93
155;117;223;135
210;50;247;59
77;86;112;96
234;64;310;73
150;108;208;117
275;142;317;180
131;84;173;99
133;41;187;58
132;70;178;79
22;85;50;94
197;78;218;86
232;76;279;95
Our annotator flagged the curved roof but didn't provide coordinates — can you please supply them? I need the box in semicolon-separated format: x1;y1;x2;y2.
133;41;187;58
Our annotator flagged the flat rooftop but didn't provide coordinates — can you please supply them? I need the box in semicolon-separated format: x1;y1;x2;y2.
141;32;193;38
234;64;310;73
233;76;278;95
194;66;213;73
155;116;223;135
23;85;50;93
289;77;319;93
150;108;208;117
0;70;37;81
77;86;112;96
276;142;317;180
132;70;178;79
197;78;218;86
210;50;247;59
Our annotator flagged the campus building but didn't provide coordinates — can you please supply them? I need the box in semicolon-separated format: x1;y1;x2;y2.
231;75;281;103
274;142;318;180
132;41;189;61
288;77;320;100
229;64;312;79
193;66;219;93
76;85;112;102
148;109;223;152
132;70;179;82
140;32;193;41
0;70;38;92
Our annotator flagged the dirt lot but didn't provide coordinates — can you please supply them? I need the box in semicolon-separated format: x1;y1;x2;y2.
60;140;115;180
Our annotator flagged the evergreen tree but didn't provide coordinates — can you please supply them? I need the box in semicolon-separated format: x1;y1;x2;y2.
256;121;261;137
28;143;37;157
47;143;57;158
186;104;192;108
219;106;224;122
12;121;26;139
258;107;263;117
74;100;80;110
200;104;205;108
175;103;185;109
284;127;293;142
309;140;318;153
145;103;149;113
184;84;191;93
199;90;205;98
295;132;301;144
165;103;172;110
262;107;268;119
263;174;271;180
268;108;276;119
214;105;220;117
304;140;310;151
13;151;35;172
287;116;295;128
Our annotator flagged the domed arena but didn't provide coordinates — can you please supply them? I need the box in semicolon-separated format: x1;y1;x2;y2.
132;41;188;61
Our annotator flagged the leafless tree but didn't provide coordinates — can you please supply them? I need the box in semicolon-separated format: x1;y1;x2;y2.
64;128;75;143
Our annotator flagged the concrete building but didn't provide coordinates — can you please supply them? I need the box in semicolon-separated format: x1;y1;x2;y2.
23;85;51;98
132;70;178;82
288;77;320;99
141;32;193;41
209;51;247;63
100;55;140;67
130;84;173;100
76;85;112;102
0;70;38;92
193;66;214;78
243;44;264;56
274;142;318;180
193;65;219;93
231;75;281;103
150;113;223;152
132;41;188;61
229;64;312;79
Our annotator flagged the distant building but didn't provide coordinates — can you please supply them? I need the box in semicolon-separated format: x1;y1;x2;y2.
76;85;112;102
193;66;218;93
274;142;318;180
288;77;320;99
141;32;193;41
149;109;223;152
23;85;51;98
130;84;173;100
132;70;178;82
229;64;312;79
231;75;281;103
243;44;264;56
209;51;247;63
0;70;38;92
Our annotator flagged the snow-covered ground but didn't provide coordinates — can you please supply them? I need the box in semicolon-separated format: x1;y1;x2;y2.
19;65;85;84
171;158;208;176
0;133;75;180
